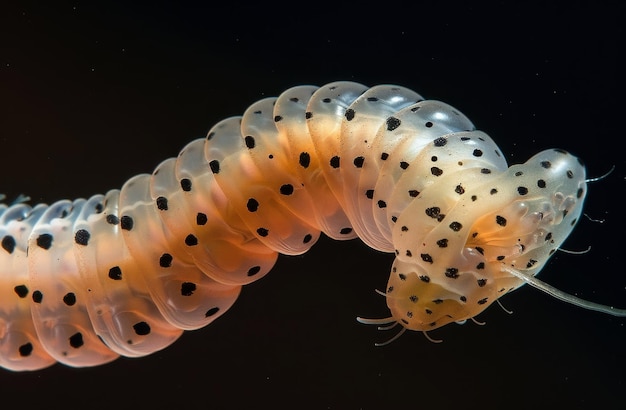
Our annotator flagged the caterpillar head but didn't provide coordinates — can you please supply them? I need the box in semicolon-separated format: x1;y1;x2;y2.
384;149;587;333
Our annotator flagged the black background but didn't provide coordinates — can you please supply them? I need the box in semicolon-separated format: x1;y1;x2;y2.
1;2;625;409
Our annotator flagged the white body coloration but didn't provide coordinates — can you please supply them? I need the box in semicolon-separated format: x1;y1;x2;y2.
1;82;624;371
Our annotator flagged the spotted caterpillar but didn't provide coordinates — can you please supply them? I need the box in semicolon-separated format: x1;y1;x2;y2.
1;81;624;371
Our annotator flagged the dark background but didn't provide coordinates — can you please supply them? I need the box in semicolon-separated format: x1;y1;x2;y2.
1;2;625;409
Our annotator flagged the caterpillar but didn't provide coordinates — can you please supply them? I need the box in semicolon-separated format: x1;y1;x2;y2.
1;81;624;372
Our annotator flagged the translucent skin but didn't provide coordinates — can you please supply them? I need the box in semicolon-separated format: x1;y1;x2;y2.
0;82;586;371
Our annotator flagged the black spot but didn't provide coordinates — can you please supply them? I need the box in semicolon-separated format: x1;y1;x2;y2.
205;307;220;317
159;253;173;268
14;285;28;298
108;266;123;280
436;238;448;248
181;282;196;296
432;299;444;304
566;170;574;179
63;292;76;306
345;108;355;121
340;227;352;235
280;184;294;195
400;161;409;170
425;207;441;219
36;234;53;250
545;232;553;242
185;234;198;246
445;268;459;279
425;121;433;128
537;179;546;188
475;246;484;254
409;295;418;303
490;188;498;195
69;332;84;348
196;212;208;225
274;115;283;122
419;275;430;283
449;221;462;231
19;343;33;357
257;228;269;237
433;137;447;147
420;254;433;263
473;149;483;157
391;216;397;223
303;234;313;244
431;156;438;162
32;290;43;303
431;167;443;176
540;161;551;169
496;215;507;226
209;159;220;174
471;195;477;201
408;190;419;198
527;259;537;268
244;135;256;149
74;229;90;246
2;235;16;254
380;152;389;160
577;188;584;198
299;152;310;168
120;215;134;230
330;156;340;168
497;255;505;261
401;226;408;232
517;186;528;195
477;279;487;287
515;171;524;176
322;98;331;103
386;116;401;131
476;262;485;270
405;250;412;257
180;178;192;192
156;196;168;211
305;111;312;119
377;200;387;208
247;266;261;276
399;273;406;280
353;156;365;168
365;189;374;199
460;296;467;302
106;214;119;225
246;198;259;212
455;184;465;195
477;298;488;305
481;168;491;174
367;97;379;102
133;322;151;336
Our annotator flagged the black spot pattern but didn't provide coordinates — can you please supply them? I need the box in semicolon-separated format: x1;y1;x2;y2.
2;235;16;254
133;322;151;336
74;229;90;246
63;293;76;306
181;282;196;296
108;266;123;280
299;152;310;168
36;234;53;250
180;178;192;192
69;332;84;348
14;285;28;298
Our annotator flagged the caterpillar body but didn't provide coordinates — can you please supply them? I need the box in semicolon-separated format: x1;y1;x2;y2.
1;81;624;371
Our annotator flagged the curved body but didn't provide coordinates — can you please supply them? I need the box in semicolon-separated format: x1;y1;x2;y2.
0;82;593;370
